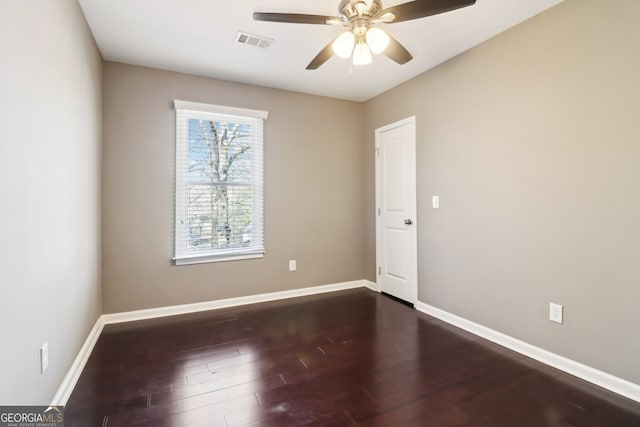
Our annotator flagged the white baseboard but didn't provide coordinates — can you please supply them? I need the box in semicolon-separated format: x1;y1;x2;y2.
363;279;378;292
52;279;375;405
50;316;105;406
416;301;640;403
102;279;372;324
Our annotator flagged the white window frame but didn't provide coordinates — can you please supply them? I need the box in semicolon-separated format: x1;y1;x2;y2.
173;100;268;265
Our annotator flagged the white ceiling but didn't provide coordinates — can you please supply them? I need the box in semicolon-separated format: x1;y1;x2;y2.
79;0;564;102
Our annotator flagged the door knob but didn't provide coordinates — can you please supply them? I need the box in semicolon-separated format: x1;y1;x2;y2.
404;219;413;225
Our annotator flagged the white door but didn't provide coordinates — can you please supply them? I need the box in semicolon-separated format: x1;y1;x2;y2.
375;117;417;305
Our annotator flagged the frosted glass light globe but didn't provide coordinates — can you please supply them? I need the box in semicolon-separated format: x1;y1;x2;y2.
352;40;372;65
366;27;390;54
333;31;355;58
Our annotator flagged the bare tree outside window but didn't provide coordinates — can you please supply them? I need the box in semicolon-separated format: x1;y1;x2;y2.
187;118;254;251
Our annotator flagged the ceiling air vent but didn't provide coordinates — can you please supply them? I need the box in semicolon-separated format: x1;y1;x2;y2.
235;31;272;49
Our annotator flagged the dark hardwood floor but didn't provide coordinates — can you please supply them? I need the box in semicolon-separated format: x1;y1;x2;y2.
66;288;640;426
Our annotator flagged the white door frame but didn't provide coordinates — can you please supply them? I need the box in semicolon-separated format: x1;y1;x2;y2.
375;116;418;304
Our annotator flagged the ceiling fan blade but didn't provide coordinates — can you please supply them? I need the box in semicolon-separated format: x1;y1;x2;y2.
384;35;413;65
306;41;336;70
253;12;335;25
382;0;476;23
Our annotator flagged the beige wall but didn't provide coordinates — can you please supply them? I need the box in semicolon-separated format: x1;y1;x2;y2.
0;0;102;404
6;0;636;405
365;0;640;383
101;62;367;313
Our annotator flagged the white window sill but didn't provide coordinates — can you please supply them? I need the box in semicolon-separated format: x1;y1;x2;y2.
174;252;264;266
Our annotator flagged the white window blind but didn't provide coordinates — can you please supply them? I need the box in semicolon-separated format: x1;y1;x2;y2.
174;100;268;265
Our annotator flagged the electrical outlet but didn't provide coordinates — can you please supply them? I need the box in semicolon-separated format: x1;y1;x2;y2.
40;342;49;374
549;303;563;324
289;260;296;271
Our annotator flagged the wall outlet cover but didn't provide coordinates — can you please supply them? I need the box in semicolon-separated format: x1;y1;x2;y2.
549;302;563;324
40;342;49;374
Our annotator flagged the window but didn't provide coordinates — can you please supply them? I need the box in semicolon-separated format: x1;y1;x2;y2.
174;100;268;265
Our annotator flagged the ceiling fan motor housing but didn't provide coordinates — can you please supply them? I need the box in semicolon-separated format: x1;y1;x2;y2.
338;0;383;21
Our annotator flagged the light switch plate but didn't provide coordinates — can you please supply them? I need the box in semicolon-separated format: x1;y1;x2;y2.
432;195;440;209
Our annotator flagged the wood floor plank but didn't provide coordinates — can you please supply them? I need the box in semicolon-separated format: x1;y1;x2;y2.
65;289;640;426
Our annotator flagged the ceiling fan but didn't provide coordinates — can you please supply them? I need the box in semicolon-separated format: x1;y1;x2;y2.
253;0;477;70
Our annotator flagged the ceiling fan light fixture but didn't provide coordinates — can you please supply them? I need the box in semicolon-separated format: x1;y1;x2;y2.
352;39;372;65
254;0;478;70
333;31;355;58
366;27;389;54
